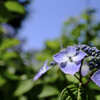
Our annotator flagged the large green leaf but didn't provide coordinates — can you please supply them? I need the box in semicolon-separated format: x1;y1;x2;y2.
38;85;59;98
14;79;34;96
88;82;100;91
4;1;25;14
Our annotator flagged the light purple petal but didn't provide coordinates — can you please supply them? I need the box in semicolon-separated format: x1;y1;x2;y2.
81;62;89;76
72;51;87;62
53;46;76;63
53;49;68;64
59;61;81;75
65;46;77;56
91;70;100;87
33;60;51;81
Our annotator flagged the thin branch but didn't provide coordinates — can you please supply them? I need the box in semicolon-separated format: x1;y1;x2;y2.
79;60;84;83
84;70;95;86
74;74;80;82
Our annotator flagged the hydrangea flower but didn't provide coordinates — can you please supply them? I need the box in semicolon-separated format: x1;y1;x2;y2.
79;45;100;87
33;60;51;80
33;44;100;88
91;70;100;87
53;46;87;75
33;46;87;81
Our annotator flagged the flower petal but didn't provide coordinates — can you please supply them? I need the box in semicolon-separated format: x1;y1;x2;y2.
59;61;81;75
53;46;76;63
65;46;77;57
81;62;89;76
53;50;68;64
72;51;87;62
91;70;100;87
33;60;51;81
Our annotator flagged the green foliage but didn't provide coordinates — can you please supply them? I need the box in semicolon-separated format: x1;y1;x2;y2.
59;84;88;100
0;1;34;100
59;85;78;100
0;0;29;28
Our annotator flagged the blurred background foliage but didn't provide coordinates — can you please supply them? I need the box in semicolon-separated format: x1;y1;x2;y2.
0;0;100;100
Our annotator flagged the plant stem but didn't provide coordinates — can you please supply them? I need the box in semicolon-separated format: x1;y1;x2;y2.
79;60;84;83
74;74;80;82
77;83;82;100
84;70;95;86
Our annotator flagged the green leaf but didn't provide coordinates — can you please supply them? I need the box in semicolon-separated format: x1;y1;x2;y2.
88;82;100;91
65;74;79;84
59;84;88;100
0;76;6;87
3;52;17;60
81;13;89;21
43;67;59;83
14;79;34;96
35;52;51;61
92;37;100;47
0;60;5;66
5;73;19;80
19;96;27;100
95;95;100;100
64;17;77;26
4;1;25;14
45;40;60;51
38;85;59;98
59;85;78;100
0;38;20;51
71;24;86;38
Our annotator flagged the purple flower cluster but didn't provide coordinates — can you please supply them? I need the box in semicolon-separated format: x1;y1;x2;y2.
33;45;100;87
53;46;86;75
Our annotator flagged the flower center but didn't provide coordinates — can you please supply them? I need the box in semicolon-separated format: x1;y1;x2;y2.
60;62;67;68
69;56;73;62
